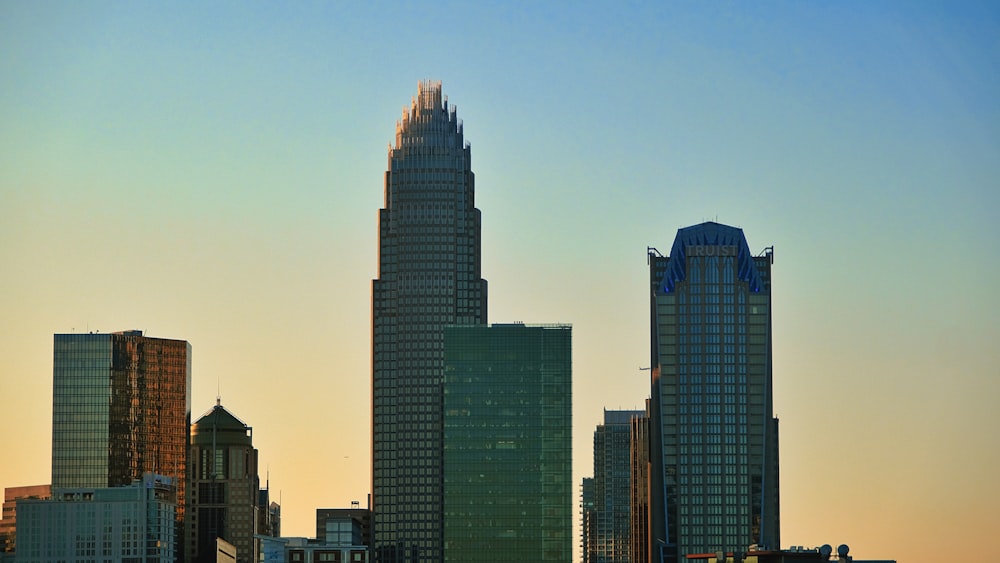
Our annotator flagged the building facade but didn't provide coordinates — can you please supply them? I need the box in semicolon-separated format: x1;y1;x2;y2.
259;536;370;563
15;473;176;563
0;484;51;556
186;400;261;563
371;80;487;562
581;478;596;563
587;410;644;563
629;408;649;563
51;331;191;553
441;323;573;562
317;506;371;551
648;222;779;561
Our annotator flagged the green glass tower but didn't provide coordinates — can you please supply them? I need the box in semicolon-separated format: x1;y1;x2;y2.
442;324;572;562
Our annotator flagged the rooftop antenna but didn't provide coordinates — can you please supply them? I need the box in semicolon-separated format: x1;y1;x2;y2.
216;378;221;407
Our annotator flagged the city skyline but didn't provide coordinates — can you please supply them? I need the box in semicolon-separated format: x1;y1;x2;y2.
2;3;998;563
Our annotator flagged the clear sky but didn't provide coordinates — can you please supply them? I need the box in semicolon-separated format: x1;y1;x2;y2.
1;2;997;561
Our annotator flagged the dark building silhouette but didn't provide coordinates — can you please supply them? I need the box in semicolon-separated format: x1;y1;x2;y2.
371;80;487;562
648;223;779;561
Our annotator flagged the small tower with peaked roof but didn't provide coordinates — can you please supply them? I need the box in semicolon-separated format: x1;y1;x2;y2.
185;399;260;563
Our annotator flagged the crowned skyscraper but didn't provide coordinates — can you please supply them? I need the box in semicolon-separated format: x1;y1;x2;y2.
648;222;779;562
371;81;487;562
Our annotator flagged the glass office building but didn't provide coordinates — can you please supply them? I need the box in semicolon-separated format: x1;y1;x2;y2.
442;324;572;562
51;331;191;554
648;222;779;562
371;81;488;562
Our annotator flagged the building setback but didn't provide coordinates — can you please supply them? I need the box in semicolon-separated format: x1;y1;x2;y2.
51;331;191;554
648;222;779;562
441;323;572;562
371;80;487;562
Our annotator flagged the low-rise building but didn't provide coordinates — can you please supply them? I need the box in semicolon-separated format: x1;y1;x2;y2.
15;473;175;563
0;484;51;557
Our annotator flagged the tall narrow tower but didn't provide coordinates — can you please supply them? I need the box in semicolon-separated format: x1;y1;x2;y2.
371;80;487;562
648;222;779;562
587;410;644;563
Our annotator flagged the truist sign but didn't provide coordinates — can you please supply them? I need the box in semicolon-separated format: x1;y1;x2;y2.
686;245;738;257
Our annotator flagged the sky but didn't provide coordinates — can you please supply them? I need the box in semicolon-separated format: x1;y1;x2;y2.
1;2;998;561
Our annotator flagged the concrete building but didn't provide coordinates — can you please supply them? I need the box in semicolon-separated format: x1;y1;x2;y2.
216;537;237;563
648;223;779;561
51;330;191;553
186;400;261;563
15;473;176;562
442;323;573;561
371;80;488;562
0;484;50;557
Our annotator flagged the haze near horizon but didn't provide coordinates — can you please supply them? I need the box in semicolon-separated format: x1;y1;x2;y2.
1;3;998;562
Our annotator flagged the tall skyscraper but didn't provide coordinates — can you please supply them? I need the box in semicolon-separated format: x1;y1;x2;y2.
51;331;191;554
186;400;261;563
647;222;779;562
371;80;487;562
441;323;573;562
585;410;644;563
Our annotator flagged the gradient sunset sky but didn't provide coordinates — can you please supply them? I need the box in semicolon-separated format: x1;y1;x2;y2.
1;2;997;561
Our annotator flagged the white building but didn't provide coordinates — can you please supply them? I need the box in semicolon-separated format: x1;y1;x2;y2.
15;473;176;563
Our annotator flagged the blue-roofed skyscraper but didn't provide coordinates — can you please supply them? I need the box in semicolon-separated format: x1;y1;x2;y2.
647;222;779;562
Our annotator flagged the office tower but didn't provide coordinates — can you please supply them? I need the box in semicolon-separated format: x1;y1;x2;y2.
0;484;50;556
51;331;191;552
648;222;779;562
586;410;643;563
441;323;572;562
630;408;650;563
371;80;487;562
186;400;261;563
15;473;176;562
